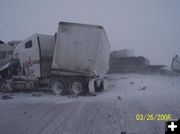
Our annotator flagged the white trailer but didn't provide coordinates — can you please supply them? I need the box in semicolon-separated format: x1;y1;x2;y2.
0;22;110;95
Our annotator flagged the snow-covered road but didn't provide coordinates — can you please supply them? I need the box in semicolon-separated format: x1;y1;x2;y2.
0;74;179;134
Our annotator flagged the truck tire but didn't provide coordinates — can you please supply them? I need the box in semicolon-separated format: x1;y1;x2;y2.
69;78;88;95
94;80;104;92
51;78;67;95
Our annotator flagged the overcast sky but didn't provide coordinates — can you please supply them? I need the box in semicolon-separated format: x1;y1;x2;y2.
0;0;180;67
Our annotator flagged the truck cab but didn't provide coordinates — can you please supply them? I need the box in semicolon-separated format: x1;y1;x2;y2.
13;34;55;79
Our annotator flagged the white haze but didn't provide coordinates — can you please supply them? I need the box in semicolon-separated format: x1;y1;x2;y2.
0;0;180;67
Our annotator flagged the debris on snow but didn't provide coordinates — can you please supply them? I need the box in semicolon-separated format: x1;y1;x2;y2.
130;82;134;85
138;86;147;91
1;94;13;100
28;116;32;119
118;96;122;100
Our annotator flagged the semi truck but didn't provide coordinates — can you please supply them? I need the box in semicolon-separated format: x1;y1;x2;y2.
0;22;110;95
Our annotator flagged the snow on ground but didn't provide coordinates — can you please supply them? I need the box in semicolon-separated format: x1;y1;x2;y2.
0;74;179;134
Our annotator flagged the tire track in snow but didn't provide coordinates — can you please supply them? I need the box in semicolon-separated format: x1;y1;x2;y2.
53;103;82;134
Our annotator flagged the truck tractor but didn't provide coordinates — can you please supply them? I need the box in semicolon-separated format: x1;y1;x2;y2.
0;22;110;95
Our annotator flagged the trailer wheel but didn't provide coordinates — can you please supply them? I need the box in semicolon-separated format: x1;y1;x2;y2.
70;78;88;95
51;78;67;95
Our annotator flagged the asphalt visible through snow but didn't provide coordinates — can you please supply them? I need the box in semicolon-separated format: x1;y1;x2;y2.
0;74;179;134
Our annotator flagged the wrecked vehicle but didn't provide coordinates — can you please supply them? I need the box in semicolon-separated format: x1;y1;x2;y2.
0;22;110;95
0;42;17;90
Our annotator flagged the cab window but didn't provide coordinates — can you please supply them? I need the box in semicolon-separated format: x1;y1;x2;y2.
25;41;32;49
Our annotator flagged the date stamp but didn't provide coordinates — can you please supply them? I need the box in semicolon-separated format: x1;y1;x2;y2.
136;114;173;121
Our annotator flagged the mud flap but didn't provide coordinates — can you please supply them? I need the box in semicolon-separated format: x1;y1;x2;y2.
88;78;96;94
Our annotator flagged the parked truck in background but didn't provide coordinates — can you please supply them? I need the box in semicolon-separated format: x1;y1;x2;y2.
0;22;110;95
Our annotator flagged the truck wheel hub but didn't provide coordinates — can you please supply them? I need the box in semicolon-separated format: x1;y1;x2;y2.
53;81;63;94
72;82;83;94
